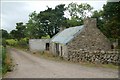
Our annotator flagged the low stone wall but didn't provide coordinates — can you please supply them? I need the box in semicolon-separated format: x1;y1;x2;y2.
67;50;120;65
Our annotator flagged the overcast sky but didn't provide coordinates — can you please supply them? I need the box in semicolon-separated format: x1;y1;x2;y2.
1;0;107;33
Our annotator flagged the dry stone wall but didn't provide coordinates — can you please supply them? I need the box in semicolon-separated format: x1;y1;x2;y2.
67;50;119;65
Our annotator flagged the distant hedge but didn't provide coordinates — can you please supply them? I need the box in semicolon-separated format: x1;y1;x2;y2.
6;38;29;49
6;39;18;46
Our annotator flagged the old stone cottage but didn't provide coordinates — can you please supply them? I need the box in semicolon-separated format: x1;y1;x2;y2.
50;18;111;58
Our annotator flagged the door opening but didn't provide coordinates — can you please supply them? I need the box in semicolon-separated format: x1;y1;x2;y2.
46;43;49;50
55;43;59;55
61;46;62;56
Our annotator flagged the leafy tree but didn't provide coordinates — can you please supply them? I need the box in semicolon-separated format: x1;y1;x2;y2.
67;3;93;19
10;22;26;40
66;3;93;27
102;2;120;41
10;30;18;39
91;10;106;32
0;29;10;39
16;22;26;38
0;29;10;47
26;4;67;38
66;17;83;27
26;11;46;39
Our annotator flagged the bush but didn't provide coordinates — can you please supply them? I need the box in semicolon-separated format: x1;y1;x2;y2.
18;39;28;48
17;38;29;49
0;38;6;47
6;38;29;49
2;38;7;47
6;39;18;46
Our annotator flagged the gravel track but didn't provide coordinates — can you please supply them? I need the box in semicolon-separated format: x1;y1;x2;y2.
4;48;118;78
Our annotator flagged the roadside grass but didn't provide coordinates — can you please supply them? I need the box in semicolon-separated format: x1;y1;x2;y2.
0;69;1;78
2;46;13;76
0;46;2;78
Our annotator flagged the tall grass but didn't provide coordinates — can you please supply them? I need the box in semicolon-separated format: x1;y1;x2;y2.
2;46;12;75
0;46;2;77
2;46;7;74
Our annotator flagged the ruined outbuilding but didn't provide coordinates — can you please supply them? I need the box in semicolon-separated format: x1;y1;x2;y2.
29;39;50;52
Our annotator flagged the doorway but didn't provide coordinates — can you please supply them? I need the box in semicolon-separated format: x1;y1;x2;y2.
55;43;59;55
46;43;49;50
61;46;63;56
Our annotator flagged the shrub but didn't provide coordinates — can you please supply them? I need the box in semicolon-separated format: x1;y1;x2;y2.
6;38;29;49
2;38;7;47
17;38;29;49
0;38;6;47
6;39;18;46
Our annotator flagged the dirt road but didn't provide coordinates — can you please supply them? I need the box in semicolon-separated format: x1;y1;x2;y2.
4;48;118;78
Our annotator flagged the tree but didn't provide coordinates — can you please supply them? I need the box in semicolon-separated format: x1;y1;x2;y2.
102;2;120;39
66;17;83;27
91;10;105;32
26;4;67;38
0;29;10;39
10;22;26;40
10;30;18;39
67;3;93;19
66;3;93;27
100;2;120;48
37;4;67;38
26;11;46;39
0;29;10;47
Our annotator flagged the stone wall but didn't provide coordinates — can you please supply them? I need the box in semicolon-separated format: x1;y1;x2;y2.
67;18;111;51
67;50;119;65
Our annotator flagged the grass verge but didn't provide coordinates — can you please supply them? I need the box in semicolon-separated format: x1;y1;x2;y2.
2;46;13;76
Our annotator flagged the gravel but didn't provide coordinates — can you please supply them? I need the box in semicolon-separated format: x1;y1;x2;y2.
4;48;118;78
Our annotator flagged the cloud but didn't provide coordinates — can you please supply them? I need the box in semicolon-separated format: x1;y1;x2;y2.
1;1;106;33
1;2;30;32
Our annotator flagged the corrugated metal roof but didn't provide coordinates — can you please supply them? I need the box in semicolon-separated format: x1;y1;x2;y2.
51;25;84;44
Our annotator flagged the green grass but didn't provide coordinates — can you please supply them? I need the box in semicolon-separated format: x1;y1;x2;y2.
2;46;12;76
0;46;2;77
2;46;7;74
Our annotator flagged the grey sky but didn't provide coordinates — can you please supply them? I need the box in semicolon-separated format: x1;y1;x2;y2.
1;0;107;33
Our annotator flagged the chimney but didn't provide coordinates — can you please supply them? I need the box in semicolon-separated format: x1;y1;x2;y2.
59;27;66;31
84;18;97;28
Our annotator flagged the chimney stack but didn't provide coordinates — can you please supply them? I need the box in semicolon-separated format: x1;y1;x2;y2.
84;18;97;28
60;27;66;31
